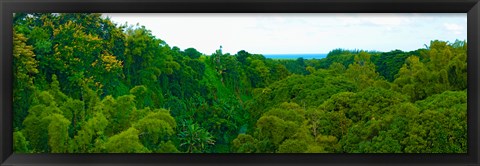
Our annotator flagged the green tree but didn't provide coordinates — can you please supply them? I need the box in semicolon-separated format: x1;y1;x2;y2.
124;25;179;86
22;91;62;152
255;115;298;151
277;139;308;153
129;85;148;108
110;95;136;134
47;114;70;153
60;98;85;137
393;56;429;101
403;91;467;153
13;31;39;129
345;52;380;90
232;134;257;153
13;131;30;153
183;47;202;59
104;127;149;153
72;112;109;153
134;110;177;152
178;120;215;153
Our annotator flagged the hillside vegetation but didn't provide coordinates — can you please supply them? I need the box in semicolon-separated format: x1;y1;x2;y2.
13;13;467;153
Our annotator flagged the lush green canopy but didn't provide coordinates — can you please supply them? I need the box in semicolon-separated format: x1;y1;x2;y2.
13;13;467;153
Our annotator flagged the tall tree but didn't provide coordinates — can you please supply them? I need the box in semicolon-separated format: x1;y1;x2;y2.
13;31;39;129
345;52;380;90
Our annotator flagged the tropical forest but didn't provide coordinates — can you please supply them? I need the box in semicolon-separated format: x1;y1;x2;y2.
12;13;467;153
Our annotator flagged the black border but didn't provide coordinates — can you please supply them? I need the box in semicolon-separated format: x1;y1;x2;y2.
1;0;479;166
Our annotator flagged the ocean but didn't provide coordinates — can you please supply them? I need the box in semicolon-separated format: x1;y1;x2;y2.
263;54;328;60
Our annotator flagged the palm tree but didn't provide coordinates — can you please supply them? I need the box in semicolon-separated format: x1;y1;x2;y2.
178;120;215;153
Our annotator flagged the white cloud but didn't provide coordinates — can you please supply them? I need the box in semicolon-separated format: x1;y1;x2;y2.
444;23;464;35
336;14;411;27
367;16;411;26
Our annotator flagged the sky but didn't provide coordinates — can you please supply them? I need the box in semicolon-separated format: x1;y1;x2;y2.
104;13;467;55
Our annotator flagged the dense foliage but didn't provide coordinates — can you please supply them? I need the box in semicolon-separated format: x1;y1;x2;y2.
13;13;467;153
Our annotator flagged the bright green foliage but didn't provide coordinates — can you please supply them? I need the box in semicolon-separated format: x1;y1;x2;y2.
306;107;352;142
47;114;70;153
134;111;177;151
254;103;306;151
316;48;360;69
246;70;356;127
344;87;408;122
315;135;341;152
52;21;103;98
328;62;346;75
256;115;298;148
263;102;304;124
73;112;108;153
403;91;467;153
13;13;467;154
130;85;148;108
178;120;215;153
104;127;149;153
124;25;179;87
278;139;308;153
22;91;62;152
232;134;257;153
278;58;308;75
393;40;467;102
112;95;136;134
345;52;381;90
13;131;30;153
60;98;84;137
393;56;429;101
155;141;180;153
250;59;271;86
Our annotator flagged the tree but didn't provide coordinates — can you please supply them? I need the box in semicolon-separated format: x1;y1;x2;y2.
47;114;70;153
51;20;104;98
250;59;270;87
277;139;308;153
359;130;403;153
178;120;215;153
404;91;467;153
393;56;427;101
104;127;149;153
393;40;467;102
123;25;179;86
345;52;380;90
236;50;250;65
129;85;148;108
13;131;30;153
72;112;109;153
13;13;467;154
134;110;177;152
60;98;85;137
13;31;39;129
111;94;136;134
22;91;63;152
183;47;202;59
372;50;416;82
232;134;257;153
255;115;298;151
328;62;346;75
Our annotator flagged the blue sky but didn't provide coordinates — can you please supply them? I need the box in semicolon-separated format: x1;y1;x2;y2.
104;13;466;55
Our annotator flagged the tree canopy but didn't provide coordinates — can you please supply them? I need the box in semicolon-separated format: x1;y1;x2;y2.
13;13;467;153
